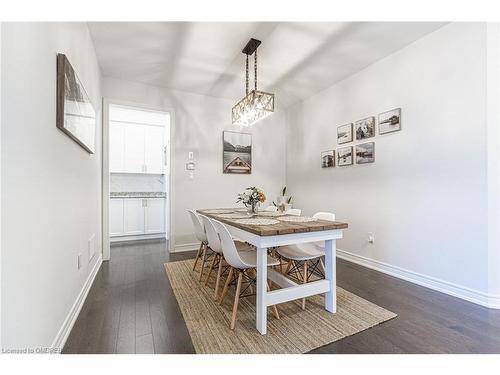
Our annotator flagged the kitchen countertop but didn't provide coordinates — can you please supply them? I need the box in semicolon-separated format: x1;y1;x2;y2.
110;192;166;199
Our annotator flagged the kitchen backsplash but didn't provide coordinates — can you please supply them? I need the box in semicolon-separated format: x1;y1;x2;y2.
110;173;165;192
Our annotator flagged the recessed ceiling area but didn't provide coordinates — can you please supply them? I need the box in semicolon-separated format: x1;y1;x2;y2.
88;22;446;108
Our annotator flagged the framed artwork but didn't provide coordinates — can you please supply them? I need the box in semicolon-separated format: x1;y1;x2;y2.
355;116;375;140
337;123;353;144
56;53;96;154
321;150;335;168
356;142;375;164
379;108;401;134
337;146;353;166
223;131;252;174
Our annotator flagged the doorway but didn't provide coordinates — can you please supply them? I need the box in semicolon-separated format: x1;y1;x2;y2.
102;102;171;260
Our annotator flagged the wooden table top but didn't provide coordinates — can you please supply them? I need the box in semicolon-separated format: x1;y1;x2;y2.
197;208;348;236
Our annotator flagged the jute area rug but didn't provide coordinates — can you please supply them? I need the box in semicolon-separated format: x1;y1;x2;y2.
165;260;396;354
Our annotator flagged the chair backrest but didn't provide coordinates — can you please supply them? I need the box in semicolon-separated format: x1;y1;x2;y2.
187;210;207;242
198;215;222;253
211;219;250;269
313;212;335;221
264;205;278;212
285;208;301;216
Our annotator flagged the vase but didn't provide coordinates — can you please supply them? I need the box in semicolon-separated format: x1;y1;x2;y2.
249;201;260;214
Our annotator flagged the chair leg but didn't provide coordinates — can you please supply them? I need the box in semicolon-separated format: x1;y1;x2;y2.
301;261;308;310
214;255;224;301
284;259;293;274
219;267;234;306
198;243;207;282
267;281;280;320
205;253;217;286
192;242;203;271
319;258;325;274
230;271;243;330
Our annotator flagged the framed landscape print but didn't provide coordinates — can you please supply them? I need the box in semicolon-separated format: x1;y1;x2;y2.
56;53;96;154
356;142;375;164
379;108;401;134
337;146;353;166
321;150;335;168
337;123;353;144
223;131;252;174
355;116;375;140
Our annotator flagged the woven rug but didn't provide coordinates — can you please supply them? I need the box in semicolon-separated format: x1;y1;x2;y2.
164;260;397;354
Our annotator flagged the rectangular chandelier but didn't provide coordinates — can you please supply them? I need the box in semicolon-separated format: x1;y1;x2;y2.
232;38;274;127
231;89;274;127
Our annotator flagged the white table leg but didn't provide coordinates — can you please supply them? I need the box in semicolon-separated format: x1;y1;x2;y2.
324;239;337;313
256;247;267;334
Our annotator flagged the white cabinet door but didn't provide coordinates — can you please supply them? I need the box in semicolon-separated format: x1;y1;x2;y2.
109;122;125;173
124;198;145;235
109;198;125;237
144;126;165;174
123;124;146;173
145;198;165;234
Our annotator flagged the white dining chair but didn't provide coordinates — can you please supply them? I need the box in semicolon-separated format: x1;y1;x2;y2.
284;208;302;216
199;214;254;300
264;205;278;212
211;219;281;330
276;211;335;310
187;210;211;281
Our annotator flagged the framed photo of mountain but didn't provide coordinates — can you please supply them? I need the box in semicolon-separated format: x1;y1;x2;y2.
355;116;375;140
223;131;252;174
56;53;96;154
378;108;401;134
337;123;353;144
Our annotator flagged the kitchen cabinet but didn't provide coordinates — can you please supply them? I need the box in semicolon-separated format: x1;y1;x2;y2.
145;198;165;234
124;198;146;235
109;198;125;236
110;197;165;239
110;122;165;174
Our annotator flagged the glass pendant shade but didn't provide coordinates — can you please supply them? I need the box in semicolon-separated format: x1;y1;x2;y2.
232;89;274;126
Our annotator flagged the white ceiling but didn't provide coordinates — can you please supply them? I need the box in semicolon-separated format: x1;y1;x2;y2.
88;22;446;108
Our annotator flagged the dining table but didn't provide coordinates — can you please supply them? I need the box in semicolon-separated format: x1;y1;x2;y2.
196;208;348;335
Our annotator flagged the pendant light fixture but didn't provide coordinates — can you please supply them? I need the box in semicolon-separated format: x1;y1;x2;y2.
231;38;274;126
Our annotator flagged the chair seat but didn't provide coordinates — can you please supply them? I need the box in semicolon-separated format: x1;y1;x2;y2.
238;249;280;268
277;242;325;261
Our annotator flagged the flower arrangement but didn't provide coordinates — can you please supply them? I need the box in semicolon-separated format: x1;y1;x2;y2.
236;186;266;213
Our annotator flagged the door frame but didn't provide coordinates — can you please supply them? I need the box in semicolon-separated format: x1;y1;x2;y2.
102;98;176;261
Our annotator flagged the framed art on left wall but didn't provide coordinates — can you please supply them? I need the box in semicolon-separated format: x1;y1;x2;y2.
56;53;96;154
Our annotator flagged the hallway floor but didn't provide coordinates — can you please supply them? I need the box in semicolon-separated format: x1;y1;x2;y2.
63;240;500;354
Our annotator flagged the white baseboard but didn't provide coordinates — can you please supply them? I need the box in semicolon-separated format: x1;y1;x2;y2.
337;249;500;309
172;242;200;253
51;255;103;351
110;233;165;243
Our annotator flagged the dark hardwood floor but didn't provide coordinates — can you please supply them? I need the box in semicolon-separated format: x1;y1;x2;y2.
63;239;500;354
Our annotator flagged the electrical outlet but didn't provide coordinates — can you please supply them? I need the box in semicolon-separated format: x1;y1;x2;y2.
368;232;375;244
77;253;82;270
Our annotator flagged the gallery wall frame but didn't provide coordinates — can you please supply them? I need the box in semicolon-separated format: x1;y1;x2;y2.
337;146;354;166
321;150;335;168
355;142;375;164
337;123;353;144
355;116;375;141
378;108;402;135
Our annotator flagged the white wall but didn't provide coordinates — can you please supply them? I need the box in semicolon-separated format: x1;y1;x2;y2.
1;23;102;349
286;23;498;305
102;77;286;250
